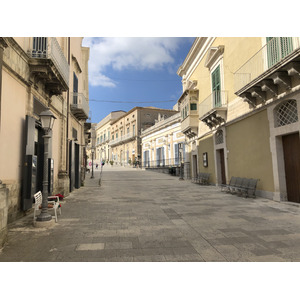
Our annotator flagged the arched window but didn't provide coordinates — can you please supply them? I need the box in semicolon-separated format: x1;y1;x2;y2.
274;100;298;128
215;129;224;145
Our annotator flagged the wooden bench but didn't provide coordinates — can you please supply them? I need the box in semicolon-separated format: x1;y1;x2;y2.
221;177;259;198
33;191;62;223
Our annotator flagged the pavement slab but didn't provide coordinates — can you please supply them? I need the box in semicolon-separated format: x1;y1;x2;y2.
1;165;300;261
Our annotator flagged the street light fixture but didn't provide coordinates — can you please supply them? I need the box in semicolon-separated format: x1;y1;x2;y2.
91;148;95;179
36;109;56;222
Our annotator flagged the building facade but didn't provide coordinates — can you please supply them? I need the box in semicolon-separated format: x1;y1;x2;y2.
109;107;178;166
141;112;186;171
0;37;89;246
95;111;126;163
177;37;300;203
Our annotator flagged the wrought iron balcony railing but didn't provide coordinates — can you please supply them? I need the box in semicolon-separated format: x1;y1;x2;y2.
199;90;228;118
28;37;70;88
234;37;300;93
109;132;136;146
71;93;89;120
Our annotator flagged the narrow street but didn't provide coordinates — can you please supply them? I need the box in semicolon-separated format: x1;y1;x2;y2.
1;166;300;262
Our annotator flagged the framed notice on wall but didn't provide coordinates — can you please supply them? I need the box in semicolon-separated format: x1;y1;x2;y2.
203;152;208;167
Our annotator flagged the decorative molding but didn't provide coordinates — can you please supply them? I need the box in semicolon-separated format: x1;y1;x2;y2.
204;46;225;69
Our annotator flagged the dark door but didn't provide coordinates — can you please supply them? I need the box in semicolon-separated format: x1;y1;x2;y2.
75;143;80;189
219;149;226;185
282;133;300;203
193;155;198;179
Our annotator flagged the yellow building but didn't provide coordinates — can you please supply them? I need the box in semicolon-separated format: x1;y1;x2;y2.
178;37;300;203
0;37;89;246
109;107;178;166
94;111;126;164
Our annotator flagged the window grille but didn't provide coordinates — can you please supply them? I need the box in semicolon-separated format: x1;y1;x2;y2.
275;100;298;128
215;130;224;145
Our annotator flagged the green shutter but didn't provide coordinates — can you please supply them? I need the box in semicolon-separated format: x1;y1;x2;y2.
212;65;221;107
267;37;293;68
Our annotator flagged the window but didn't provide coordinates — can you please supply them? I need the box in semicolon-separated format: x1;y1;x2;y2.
215;130;224;145
116;133;118;139
73;72;78;104
275;100;298;128
127;127;129;134
104;133;106;141
211;65;221;107
112;134;114;140
133;124;135;135
190;103;197;110
267;37;293;68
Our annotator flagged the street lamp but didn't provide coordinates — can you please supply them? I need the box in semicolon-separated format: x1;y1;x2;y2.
91;148;95;178
178;143;184;180
36;109;56;222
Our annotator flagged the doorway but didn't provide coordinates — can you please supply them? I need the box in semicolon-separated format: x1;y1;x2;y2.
217;148;226;185
282;132;300;203
192;155;198;179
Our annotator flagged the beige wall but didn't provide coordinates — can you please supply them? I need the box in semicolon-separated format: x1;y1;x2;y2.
198;135;216;184
226;109;274;192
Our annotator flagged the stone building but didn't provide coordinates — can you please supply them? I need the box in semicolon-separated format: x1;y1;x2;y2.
141;111;186;174
0;37;89;246
95;111;126;163
177;37;300;203
108;107;178;166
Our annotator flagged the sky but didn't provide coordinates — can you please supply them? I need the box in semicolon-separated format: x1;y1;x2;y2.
82;37;195;123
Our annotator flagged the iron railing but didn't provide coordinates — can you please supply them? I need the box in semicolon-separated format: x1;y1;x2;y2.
71;92;89;117
109;132;136;146
29;37;70;87
234;37;300;93
143;158;183;168
198;90;228;118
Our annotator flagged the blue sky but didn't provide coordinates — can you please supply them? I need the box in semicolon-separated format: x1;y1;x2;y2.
82;37;195;123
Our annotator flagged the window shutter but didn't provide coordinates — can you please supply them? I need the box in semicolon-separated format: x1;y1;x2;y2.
212;65;221;107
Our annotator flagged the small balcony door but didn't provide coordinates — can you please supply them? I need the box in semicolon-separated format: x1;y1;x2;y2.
73;72;78;104
267;37;293;68
211;65;221;107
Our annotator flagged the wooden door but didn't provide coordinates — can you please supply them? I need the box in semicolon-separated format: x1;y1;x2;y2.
219;149;226;185
282;133;300;203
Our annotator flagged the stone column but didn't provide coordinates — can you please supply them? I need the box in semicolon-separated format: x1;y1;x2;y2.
0;181;9;248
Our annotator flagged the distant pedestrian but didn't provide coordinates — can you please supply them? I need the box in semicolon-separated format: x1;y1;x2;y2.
96;163;98;169
101;160;105;167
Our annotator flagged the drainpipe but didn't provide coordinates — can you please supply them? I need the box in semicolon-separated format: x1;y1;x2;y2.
0;38;8;132
66;37;70;172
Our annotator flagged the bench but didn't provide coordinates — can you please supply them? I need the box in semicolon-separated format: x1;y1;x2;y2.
221;177;259;198
193;172;210;185
33;191;62;223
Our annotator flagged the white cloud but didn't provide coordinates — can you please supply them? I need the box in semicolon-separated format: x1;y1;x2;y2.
82;37;184;87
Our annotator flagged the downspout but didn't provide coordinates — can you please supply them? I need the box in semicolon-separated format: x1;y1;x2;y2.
66;37;70;172
0;38;8;132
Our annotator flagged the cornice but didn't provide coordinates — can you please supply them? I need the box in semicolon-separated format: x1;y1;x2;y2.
177;37;216;80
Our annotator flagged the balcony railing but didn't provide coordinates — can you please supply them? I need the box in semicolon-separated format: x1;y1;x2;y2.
109;132;136;146
71;93;89;119
234;37;300;93
199;90;228;118
29;37;69;87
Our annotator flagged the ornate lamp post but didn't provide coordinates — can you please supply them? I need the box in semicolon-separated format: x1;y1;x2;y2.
91;148;95;179
36;109;56;222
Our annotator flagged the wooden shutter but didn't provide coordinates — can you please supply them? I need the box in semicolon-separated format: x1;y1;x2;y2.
73;72;78;104
212;65;221;107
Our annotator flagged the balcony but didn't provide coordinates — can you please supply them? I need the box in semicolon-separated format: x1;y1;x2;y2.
109;132;136;146
199;91;228;129
181;111;198;138
234;37;300;107
71;93;89;120
28;37;69;96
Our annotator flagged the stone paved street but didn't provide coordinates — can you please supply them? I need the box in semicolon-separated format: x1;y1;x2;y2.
1;166;300;262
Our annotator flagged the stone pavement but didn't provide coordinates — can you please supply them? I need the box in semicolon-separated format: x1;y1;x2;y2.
1;165;300;262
